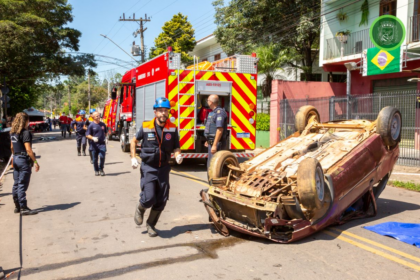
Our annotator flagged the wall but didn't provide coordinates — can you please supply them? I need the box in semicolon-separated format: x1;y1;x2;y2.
270;80;347;145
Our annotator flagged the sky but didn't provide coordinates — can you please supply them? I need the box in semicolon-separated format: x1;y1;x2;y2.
67;0;217;80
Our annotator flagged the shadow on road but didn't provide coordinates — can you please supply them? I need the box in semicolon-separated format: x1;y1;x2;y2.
105;162;123;165
154;223;217;239
0;192;12;197
105;171;131;176
34;202;81;213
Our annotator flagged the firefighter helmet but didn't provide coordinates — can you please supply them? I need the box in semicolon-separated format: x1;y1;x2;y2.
89;109;96;114
79;110;86;115
153;97;170;109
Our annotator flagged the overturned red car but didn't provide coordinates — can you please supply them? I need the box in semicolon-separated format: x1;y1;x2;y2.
201;106;401;243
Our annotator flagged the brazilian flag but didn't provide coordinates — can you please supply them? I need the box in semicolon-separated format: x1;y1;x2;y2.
366;47;401;76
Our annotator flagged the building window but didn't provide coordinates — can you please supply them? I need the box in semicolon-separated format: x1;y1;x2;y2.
300;73;322;81
214;53;221;61
327;73;347;83
201;58;207;62
380;0;397;16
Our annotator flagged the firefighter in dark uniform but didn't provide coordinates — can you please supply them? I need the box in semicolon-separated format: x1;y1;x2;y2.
71;110;88;156
130;97;183;237
86;109;95;164
10;112;40;215
204;94;228;169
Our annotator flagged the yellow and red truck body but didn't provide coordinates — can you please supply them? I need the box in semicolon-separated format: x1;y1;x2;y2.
110;50;258;158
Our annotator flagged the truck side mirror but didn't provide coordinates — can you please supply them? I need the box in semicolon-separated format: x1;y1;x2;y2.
111;88;117;100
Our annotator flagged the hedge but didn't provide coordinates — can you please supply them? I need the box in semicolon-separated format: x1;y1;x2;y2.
256;113;270;131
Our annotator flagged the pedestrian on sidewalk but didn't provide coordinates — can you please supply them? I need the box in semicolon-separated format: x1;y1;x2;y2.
71;110;88;156
10;112;40;215
130;97;183;237
59;112;68;138
86;111;108;176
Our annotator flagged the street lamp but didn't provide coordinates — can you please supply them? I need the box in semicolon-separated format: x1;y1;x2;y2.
100;34;139;63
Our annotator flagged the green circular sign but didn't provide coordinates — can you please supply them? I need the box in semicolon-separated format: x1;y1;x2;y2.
369;15;406;51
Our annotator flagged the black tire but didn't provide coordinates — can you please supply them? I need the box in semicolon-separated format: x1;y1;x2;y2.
208;151;239;184
297;157;325;211
373;174;389;200
295;106;320;133
120;133;130;152
377;106;402;147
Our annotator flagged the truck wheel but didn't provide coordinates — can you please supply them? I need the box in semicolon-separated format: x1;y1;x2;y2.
295;106;320;133
120;133;130;152
297;157;325;211
377;106;402;147
208;151;239;184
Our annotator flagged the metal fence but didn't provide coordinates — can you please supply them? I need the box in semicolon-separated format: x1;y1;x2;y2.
324;28;374;60
408;14;420;43
279;91;420;166
257;99;270;114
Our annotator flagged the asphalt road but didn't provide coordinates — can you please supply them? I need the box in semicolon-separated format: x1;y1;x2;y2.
1;129;420;279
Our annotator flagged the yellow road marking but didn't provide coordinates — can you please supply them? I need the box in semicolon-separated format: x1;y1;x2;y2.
330;227;420;263
171;170;209;188
323;230;420;271
109;145;114;148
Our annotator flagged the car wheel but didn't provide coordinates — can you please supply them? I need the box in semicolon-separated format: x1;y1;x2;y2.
295;105;320;133
297;157;325;210
208;151;239;184
373;174;389;200
377;106;402;147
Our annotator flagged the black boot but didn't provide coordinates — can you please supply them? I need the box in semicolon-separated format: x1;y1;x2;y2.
89;150;93;164
14;201;20;214
77;147;81;156
146;210;162;237
134;202;146;226
21;206;38;215
82;145;87;156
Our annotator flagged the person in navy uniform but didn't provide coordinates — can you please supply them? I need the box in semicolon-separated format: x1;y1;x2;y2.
86;111;108;176
204;94;228;169
10;112;40;215
71;110;88;156
85;109;96;164
130;97;183;237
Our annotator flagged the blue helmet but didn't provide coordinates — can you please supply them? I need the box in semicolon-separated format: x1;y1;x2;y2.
79;110;86;115
89;109;96;114
153;97;170;109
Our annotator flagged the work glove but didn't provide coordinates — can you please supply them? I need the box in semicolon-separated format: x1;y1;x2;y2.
131;158;139;169
176;154;183;165
92;137;98;143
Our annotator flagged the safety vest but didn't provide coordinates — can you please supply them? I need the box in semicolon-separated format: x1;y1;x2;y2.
140;118;178;168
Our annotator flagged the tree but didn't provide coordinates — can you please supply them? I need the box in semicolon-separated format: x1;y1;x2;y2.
149;13;196;64
254;44;286;98
213;0;320;81
0;0;96;113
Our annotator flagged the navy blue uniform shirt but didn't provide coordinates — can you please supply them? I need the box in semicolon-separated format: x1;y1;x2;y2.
11;129;32;154
86;121;107;149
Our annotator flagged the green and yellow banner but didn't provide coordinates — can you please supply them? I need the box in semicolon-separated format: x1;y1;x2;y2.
364;47;401;76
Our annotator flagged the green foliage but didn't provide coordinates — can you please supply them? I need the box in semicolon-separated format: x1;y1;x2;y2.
62;105;69;115
390;181;420;192
254;44;286;98
256;113;270;131
359;0;369;27
213;0;320;80
0;0;96;115
149;13;196;64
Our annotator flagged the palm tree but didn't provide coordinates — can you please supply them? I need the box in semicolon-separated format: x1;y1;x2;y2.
254;44;286;98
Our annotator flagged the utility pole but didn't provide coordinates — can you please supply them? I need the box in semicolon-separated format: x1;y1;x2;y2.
119;13;150;63
88;73;91;113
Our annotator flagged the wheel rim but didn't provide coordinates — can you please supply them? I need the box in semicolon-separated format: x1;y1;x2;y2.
220;157;236;177
390;113;401;141
306;111;319;124
315;167;324;201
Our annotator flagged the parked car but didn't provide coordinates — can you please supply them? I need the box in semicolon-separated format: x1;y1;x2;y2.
200;106;401;243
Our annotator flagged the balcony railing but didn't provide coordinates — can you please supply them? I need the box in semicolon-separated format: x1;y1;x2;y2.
324;28;373;60
409;14;420;43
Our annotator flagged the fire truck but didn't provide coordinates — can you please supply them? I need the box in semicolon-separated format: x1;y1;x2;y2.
107;48;258;159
